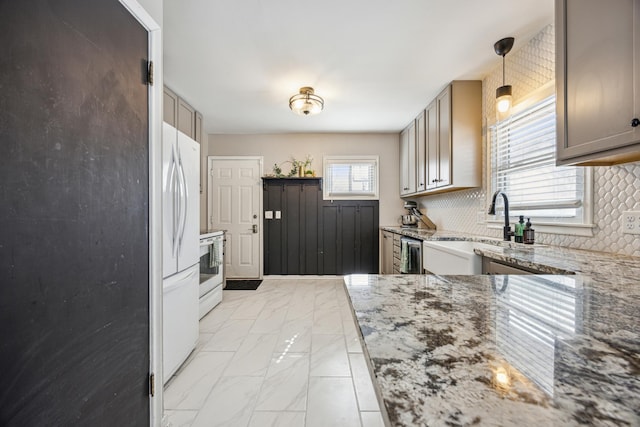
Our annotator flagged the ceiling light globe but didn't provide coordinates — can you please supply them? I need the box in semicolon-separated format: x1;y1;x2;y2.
289;87;324;116
496;85;512;114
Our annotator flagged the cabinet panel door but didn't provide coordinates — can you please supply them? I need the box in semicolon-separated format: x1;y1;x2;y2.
284;183;302;274
340;205;358;274
407;121;417;193
302;182;321;274
177;98;196;139
416;111;427;192
426;101;439;190
399;128;410;194
263;182;284;274
382;231;394;274
357;204;379;274
437;87;451;187
163;86;178;126
321;204;340;274
558;0;639;160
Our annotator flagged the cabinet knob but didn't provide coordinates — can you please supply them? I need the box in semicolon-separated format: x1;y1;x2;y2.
632;118;640;127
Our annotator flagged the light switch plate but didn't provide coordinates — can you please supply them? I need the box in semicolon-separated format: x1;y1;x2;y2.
275;211;281;219
264;211;273;219
622;210;640;235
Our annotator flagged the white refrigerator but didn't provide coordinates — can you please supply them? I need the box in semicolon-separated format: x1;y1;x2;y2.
162;122;200;383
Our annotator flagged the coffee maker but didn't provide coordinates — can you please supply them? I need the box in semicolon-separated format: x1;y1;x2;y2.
401;201;437;230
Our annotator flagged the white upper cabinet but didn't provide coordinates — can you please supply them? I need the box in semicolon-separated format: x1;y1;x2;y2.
556;0;640;165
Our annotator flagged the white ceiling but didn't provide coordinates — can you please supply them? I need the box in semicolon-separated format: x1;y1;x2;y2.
163;0;553;134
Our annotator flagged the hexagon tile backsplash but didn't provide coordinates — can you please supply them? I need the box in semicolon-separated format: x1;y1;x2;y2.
416;158;640;258
413;24;639;258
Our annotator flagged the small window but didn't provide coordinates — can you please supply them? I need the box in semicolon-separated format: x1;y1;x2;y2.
489;94;592;234
323;155;379;200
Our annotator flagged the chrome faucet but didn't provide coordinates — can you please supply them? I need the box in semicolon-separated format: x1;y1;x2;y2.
488;190;514;241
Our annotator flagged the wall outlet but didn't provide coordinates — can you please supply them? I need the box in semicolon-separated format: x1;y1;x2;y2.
622;211;640;235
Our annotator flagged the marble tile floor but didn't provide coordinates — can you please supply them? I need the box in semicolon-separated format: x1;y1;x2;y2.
163;277;384;427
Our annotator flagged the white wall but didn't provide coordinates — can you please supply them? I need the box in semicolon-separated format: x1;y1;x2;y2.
135;0;162;26
206;133;404;227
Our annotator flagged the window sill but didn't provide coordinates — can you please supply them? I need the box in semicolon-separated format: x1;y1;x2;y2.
486;221;595;237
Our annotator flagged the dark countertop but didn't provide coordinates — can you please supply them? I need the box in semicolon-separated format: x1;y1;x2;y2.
344;273;640;426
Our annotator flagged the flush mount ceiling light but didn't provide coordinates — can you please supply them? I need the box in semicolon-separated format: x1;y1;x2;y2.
494;37;515;114
289;86;324;116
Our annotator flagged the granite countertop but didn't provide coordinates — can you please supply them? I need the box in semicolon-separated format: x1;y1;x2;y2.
381;226;640;284
344;274;640;426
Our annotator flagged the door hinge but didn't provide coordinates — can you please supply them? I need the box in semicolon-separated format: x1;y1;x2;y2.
147;61;154;86
149;373;155;397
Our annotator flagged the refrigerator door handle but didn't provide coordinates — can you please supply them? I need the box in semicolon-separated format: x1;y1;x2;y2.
168;145;178;258
176;148;188;257
173;144;183;259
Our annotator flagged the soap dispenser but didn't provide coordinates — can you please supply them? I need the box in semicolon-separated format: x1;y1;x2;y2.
514;215;525;243
523;218;535;245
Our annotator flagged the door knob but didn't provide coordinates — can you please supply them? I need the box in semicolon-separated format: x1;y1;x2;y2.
632;118;640;127
252;224;258;233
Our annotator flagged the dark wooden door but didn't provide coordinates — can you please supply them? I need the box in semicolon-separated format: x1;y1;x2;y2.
321;201;380;275
263;178;322;275
0;1;150;425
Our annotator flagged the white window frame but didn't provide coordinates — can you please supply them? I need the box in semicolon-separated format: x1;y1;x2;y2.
323;155;379;200
486;83;594;237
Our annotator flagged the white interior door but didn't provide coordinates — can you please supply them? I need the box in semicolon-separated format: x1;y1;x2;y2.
209;157;262;279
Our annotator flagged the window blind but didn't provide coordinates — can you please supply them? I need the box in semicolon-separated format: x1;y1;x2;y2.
490;95;585;220
323;156;378;200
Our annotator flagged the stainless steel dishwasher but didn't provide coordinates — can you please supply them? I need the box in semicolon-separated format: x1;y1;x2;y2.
400;236;423;274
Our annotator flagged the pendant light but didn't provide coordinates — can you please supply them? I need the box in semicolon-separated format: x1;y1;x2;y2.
289;87;324;116
494;37;514;114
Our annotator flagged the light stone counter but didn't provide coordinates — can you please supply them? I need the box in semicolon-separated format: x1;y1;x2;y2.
344;273;639;426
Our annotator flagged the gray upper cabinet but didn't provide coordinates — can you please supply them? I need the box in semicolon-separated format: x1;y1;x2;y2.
403;80;481;196
399;122;417;195
177;97;196;139
163;86;178;127
163;85;200;142
415;110;427;193
556;0;640;166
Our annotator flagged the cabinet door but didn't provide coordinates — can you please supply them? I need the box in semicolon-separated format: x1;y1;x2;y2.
357;203;379;274
415;110;427;192
321;204;340;274
163;86;178;126
177;98;196;139
399;127;410;194
263;179;321;275
557;0;640;164
381;231;394;274
302;182;321;274
425;100;439;190
407;121;417;193
320;201;379;275
263;181;284;274
436;86;451;187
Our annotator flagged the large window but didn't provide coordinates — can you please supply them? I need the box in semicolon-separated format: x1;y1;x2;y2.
489;94;592;234
323;155;379;200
